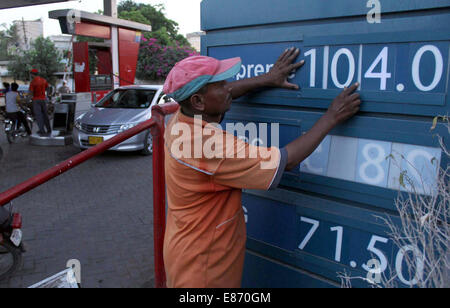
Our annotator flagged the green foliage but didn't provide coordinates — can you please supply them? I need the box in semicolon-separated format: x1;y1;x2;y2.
0;24;19;61
7;36;63;84
118;0;190;47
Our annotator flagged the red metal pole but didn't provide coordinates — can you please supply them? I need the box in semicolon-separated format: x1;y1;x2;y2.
150;102;179;288
0;119;155;207
0;102;179;208
151;111;166;288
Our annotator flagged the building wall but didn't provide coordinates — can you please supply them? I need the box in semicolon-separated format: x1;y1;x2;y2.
13;19;44;50
48;35;73;53
186;31;204;52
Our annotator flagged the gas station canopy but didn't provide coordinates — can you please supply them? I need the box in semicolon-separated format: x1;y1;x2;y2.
49;9;152;33
0;0;74;10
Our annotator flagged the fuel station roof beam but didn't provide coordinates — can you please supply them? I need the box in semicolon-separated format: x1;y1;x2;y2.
48;9;152;35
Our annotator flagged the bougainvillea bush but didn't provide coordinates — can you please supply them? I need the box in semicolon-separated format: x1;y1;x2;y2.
136;37;198;81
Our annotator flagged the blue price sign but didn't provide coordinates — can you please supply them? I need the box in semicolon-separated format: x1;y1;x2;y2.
243;192;427;287
209;40;449;116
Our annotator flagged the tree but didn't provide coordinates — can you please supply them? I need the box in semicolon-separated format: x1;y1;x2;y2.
117;1;198;81
7;36;63;84
0;24;19;61
118;0;190;47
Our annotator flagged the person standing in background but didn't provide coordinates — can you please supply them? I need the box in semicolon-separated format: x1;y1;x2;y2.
57;80;71;94
29;69;52;136
2;82;10;94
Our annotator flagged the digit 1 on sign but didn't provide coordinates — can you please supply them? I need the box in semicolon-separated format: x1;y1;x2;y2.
304;49;317;87
364;46;391;90
330;226;343;262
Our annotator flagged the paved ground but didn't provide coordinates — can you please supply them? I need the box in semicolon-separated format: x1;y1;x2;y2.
0;126;157;288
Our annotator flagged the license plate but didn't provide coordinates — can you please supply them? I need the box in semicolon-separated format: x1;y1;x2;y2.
88;136;104;145
10;229;22;247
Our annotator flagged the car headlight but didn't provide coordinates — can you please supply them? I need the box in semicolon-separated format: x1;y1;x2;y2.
118;123;137;133
74;120;82;130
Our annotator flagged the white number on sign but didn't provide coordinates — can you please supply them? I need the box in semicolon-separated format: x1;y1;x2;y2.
330;226;343;262
395;244;425;286
298;217;320;250
331;48;356;88
304;49;317;87
412;45;443;92
359;142;386;185
364;46;391;90
405;148;437;194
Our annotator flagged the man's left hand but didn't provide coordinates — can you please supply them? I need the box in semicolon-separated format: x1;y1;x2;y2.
266;47;304;90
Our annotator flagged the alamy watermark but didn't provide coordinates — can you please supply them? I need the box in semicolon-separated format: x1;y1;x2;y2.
66;259;81;285
367;0;381;24
170;115;280;170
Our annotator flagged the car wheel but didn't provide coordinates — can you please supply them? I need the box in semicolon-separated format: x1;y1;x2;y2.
141;131;153;156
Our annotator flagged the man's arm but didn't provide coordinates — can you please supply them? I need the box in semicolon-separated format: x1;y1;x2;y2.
284;83;361;170
228;47;304;99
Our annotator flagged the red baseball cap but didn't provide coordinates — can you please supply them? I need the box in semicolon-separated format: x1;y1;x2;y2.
30;69;38;74
163;56;241;102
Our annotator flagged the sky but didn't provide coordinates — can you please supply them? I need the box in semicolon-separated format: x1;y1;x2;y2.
0;0;202;36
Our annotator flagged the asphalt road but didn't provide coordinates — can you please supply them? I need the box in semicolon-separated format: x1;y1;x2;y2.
0;127;157;288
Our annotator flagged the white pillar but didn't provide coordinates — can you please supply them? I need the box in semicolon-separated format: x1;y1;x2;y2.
103;0;118;18
111;26;120;89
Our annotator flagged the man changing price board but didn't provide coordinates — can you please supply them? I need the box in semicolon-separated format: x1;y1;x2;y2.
162;48;361;287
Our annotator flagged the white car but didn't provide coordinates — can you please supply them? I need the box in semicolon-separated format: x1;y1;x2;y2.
73;85;173;155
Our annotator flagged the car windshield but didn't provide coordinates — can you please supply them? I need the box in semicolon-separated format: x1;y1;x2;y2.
95;89;157;109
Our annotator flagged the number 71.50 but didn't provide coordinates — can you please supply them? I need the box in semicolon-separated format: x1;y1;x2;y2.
298;216;425;286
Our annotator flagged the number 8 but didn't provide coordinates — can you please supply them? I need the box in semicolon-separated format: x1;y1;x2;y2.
359;143;386;185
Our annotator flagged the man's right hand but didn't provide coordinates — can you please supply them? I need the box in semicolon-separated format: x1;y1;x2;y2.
284;83;362;170
325;83;361;126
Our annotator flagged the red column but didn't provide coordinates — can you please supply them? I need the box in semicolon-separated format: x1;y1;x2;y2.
118;28;140;86
72;42;90;93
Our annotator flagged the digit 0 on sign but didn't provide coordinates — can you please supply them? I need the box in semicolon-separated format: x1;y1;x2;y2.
395;245;425;286
412;45;443;92
331;48;356;88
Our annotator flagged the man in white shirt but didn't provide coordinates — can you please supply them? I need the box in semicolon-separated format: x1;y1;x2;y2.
6;83;32;135
57;80;71;94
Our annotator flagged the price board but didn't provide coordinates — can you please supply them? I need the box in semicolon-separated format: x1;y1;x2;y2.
209;40;449;117
202;0;450;287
